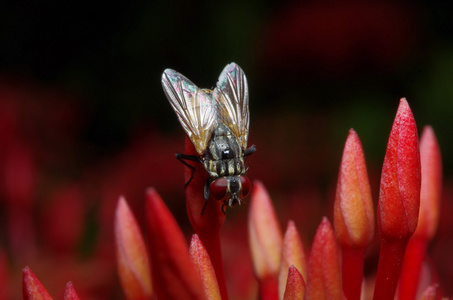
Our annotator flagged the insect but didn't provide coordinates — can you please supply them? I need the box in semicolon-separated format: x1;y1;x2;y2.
161;63;256;214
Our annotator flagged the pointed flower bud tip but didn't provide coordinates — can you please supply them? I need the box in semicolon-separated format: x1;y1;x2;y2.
334;129;374;248
115;196;152;299
279;220;307;300
63;282;80;300
305;218;343;299
189;234;221;300
22;266;53;300
283;265;305;300
248;181;283;279
414;126;442;240
378;98;421;239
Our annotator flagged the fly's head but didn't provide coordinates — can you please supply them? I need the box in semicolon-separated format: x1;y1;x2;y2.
209;176;252;208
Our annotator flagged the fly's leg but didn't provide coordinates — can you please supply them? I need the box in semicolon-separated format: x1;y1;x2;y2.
244;145;257;157
175;153;200;187
201;178;213;215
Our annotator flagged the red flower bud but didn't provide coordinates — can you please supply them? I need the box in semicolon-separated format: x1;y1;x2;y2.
334;129;374;248
22;266;53;300
399;126;442;300
249;181;283;279
334;129;374;300
374;98;421;300
279;221;307;299
115;196;152;300
378;98;420;239
414;126;442;240
145;188;204;299
63;282;80;300
305;218;343;300
283;265;305;300
248;181;282;299
189;234;221;300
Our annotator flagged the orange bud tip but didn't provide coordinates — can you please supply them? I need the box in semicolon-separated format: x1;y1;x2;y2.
248;181;283;279
334;128;374;248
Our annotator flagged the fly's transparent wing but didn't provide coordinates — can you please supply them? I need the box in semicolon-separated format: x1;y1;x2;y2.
161;69;217;155
213;63;250;149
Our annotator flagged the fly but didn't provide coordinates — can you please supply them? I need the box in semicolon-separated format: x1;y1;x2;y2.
161;63;256;214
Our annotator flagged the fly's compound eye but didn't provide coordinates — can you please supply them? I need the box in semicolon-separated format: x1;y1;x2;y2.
210;178;229;201
240;176;252;198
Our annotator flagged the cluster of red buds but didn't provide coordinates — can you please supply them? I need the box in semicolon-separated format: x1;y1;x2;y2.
23;98;444;299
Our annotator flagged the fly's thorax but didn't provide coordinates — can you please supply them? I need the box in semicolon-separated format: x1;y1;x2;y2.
204;123;245;178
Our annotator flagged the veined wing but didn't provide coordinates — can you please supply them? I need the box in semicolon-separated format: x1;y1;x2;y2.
213;63;250;149
161;69;217;155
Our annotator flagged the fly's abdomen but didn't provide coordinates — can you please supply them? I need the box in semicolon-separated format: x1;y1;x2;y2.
206;157;245;178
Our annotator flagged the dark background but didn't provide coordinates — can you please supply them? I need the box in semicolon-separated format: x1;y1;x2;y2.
1;0;453;298
2;0;453;166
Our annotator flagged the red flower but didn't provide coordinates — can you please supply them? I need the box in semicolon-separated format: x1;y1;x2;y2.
17;95;449;299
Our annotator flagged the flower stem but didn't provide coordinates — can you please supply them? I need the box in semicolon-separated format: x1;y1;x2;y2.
183;138;228;299
342;246;365;300
398;237;427;300
373;238;409;300
259;276;279;300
